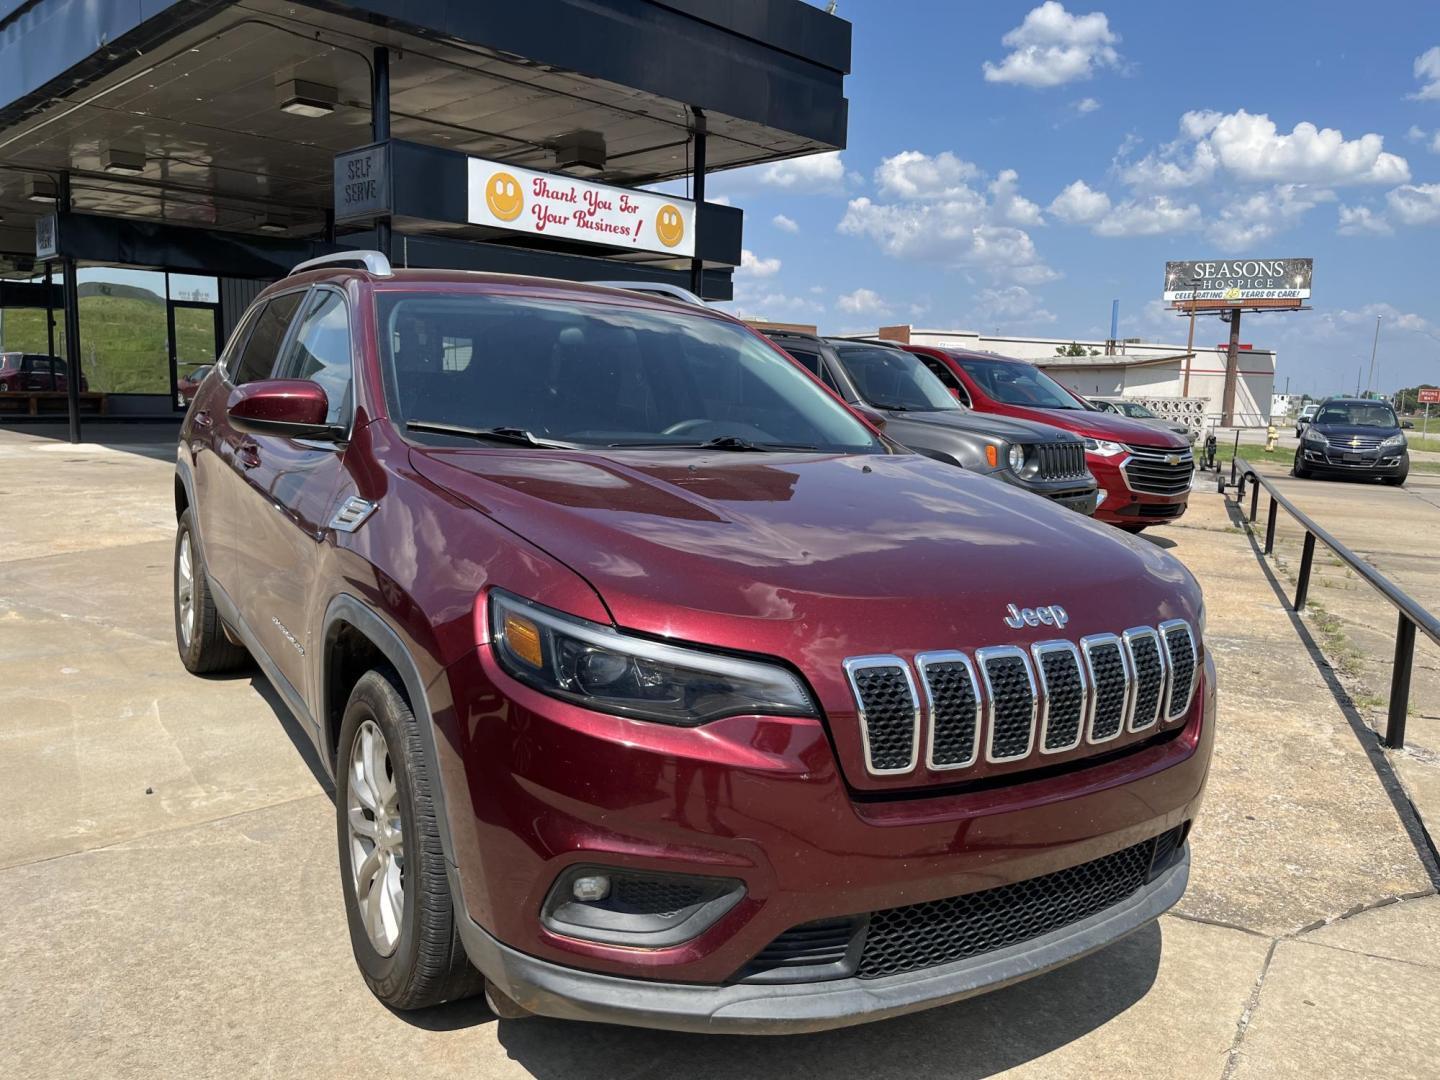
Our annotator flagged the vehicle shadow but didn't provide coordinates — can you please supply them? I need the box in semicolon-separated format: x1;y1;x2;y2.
0;419;181;461
491;920;1163;1079
197;664;337;798
1140;534;1177;550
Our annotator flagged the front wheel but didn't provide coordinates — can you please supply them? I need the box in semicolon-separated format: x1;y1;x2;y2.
1383;471;1408;487
336;669;484;1010
174;509;249;673
1292;451;1312;479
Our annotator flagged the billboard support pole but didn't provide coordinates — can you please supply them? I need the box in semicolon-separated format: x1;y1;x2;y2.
1221;308;1241;427
1182;289;1197;397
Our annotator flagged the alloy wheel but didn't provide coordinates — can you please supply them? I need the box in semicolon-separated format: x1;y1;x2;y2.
347;718;405;956
176;532;195;647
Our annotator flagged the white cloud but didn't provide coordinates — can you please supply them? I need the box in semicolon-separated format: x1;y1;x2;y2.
771;213;799;233
1337;205;1393;236
1092;195;1200;237
1386;182;1440;225
1125;110;1409;189
840;151;1054;282
1048;179;1111;223
982;2;1121;89
973;285;1056;325
1411;46;1440;101
757;151;847;193
708;194;732;206
836;287;889;315
989;169;1044;225
874;150;980;199
1073;96;1101;114
1206;184;1333;247
737;249;781;277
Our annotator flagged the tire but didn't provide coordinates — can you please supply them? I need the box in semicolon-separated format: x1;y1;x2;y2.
1292;451;1311;479
1383;471;1408;487
336;668;484;1010
174;509;250;673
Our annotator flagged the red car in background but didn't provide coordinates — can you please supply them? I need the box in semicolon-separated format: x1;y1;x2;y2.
0;352;86;393
903;345;1194;532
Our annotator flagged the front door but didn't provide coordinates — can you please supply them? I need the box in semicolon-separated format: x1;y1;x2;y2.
169;301;221;410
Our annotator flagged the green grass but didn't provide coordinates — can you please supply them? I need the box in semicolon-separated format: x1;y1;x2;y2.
2;296;213;395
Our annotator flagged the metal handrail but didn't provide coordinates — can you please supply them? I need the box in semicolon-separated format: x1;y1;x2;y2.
1234;459;1440;749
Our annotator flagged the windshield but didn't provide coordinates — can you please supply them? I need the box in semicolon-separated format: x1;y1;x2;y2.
1118;402;1157;418
956;355;1081;409
376;292;884;453
1314;402;1398;428
832;344;959;411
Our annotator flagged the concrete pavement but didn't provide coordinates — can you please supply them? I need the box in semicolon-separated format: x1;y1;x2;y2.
1;424;1437;1079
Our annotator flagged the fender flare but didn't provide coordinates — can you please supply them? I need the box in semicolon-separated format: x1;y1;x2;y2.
320;594;458;869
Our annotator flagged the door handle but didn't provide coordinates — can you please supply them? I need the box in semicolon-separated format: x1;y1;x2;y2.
193;410;212;429
239;442;261;470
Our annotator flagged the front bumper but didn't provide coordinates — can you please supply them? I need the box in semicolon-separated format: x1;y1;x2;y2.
1088;456;1190;525
456;849;1189;1035
995;470;1099;515
1300;446;1407;475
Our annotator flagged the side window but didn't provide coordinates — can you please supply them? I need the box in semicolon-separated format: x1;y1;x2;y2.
230;292;304;386
783;347;845;395
280;290;353;425
919;355;971;406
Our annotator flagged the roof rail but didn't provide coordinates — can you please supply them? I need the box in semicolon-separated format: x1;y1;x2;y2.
289;250;393;278
587;280;706;307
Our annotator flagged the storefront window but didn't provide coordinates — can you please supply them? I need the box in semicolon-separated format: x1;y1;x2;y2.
76;267;170;394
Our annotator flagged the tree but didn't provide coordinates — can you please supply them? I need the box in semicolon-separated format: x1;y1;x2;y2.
1055;342;1100;357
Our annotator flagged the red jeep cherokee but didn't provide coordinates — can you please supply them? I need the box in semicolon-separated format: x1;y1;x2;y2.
174;253;1213;1034
903;345;1194;531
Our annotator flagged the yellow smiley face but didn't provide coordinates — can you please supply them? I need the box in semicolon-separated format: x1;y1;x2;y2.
485;172;524;222
655;204;685;248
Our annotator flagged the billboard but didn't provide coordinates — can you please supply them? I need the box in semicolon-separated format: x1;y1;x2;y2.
1164;258;1312;303
467;157;696;258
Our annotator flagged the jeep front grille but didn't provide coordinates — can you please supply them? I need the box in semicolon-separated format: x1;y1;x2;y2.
1035;441;1087;481
1120;443;1194;496
977;647;1037;762
916;653;981;770
843;657;920;774
844;621;1196;776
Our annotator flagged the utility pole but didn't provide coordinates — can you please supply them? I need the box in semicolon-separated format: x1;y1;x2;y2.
1365;314;1382;396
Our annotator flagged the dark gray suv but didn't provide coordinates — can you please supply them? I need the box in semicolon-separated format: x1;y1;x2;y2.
768;332;1098;514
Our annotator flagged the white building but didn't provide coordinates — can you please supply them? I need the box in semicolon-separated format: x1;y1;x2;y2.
873;325;1278;427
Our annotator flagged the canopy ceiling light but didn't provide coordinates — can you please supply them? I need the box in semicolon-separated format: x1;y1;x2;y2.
278;79;336;118
554;130;607;177
101;145;146;175
257;219;288;233
23;177;56;203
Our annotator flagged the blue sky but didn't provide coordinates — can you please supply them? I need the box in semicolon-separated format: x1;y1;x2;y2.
700;0;1440;399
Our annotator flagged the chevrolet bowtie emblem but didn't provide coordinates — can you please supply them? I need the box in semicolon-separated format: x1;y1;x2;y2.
1166;453;1180;465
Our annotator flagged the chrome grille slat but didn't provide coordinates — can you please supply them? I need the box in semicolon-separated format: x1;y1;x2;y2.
916;652;981;770
977;646;1037;762
1035;441;1087;481
1123;627;1167;732
843;656;920;775
1080;634;1133;743
1032;640;1087;753
1159;620;1197;722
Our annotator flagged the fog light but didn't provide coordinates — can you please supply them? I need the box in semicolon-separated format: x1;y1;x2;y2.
571;874;611;902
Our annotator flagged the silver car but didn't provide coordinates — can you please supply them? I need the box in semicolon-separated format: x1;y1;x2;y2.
1089;397;1197;444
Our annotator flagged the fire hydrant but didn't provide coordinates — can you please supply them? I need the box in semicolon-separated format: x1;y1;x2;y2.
1265;424;1278;453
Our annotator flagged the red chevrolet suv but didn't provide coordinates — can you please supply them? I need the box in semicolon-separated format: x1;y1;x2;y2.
903;345;1194;531
174;252;1213;1033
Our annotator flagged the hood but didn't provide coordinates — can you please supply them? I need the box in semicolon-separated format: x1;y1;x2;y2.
1311;423;1402;441
411;446;1202;792
1003;406;1190;447
881;407;1080;445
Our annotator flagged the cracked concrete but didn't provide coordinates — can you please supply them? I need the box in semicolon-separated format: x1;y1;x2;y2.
1;425;1437;1078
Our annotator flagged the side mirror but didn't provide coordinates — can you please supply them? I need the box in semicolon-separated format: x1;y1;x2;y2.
852;404;888;431
227;379;337;439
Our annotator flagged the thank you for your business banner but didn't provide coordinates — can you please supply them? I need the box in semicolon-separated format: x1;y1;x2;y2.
467;157;696;258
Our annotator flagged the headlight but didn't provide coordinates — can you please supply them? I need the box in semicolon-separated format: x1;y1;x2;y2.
1380;433;1406;449
487;590;817;725
1007;443;1026;471
1304;429;1328;445
1082;437;1126;457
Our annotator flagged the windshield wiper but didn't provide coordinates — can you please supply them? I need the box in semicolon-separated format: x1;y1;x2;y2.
867;400;913;412
609;434;819;452
406;420;580;449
